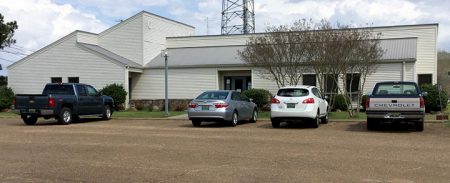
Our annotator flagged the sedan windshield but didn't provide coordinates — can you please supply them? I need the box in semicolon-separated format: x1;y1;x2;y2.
277;88;309;97
196;91;229;100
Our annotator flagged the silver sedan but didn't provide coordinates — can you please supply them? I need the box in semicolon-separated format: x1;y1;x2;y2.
187;90;258;127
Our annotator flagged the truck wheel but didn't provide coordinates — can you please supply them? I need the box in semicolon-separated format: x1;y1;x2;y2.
367;118;377;131
58;107;72;125
271;118;280;128
415;119;424;132
22;115;38;125
102;105;112;120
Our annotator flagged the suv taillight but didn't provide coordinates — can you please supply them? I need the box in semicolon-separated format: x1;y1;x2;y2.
188;103;198;108
271;98;280;104
12;97;16;108
420;97;425;108
48;97;56;108
365;98;370;108
302;98;315;104
214;103;229;108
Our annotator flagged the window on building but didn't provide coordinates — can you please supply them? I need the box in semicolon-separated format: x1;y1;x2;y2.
346;73;360;92
418;74;432;86
68;77;79;83
51;77;62;83
324;74;338;94
303;74;316;86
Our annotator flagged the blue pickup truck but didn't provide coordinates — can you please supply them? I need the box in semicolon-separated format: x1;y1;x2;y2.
13;83;114;125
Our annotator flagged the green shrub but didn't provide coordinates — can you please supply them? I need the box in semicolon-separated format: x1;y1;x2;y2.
333;94;348;111
0;86;14;110
242;88;272;110
421;84;448;112
99;84;127;111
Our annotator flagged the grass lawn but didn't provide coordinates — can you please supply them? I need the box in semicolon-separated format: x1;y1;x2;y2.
112;111;186;119
0;112;18;118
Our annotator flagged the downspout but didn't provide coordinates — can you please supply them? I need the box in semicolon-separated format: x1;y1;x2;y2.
125;65;130;109
402;61;405;81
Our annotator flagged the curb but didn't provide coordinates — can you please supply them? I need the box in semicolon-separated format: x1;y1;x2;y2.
111;118;447;123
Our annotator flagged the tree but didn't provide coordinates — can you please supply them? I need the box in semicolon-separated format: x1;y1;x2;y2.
0;13;18;49
240;19;383;116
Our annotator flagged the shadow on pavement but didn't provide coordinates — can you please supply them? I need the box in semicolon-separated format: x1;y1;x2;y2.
179;120;254;128
258;121;315;130
346;122;417;133
11;117;107;126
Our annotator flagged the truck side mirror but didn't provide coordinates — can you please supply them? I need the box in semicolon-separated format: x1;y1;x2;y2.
422;92;428;97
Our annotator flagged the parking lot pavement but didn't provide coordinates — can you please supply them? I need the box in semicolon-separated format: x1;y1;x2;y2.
1;118;450;183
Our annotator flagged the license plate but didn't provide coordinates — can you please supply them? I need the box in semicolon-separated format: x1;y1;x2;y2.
201;105;209;110
385;113;401;118
287;103;295;108
28;109;36;113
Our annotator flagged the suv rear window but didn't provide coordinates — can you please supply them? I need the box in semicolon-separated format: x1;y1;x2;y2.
196;91;229;100
43;85;75;95
373;83;418;95
277;88;309;97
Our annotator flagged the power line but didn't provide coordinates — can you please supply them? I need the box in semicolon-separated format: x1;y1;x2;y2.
11;44;35;52
0;57;16;63
0;50;28;56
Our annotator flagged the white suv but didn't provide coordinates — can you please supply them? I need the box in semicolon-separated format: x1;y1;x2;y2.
271;86;329;128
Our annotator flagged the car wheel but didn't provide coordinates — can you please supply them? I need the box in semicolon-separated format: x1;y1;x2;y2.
102;105;112;120
192;120;201;127
321;111;329;124
271;118;280;128
22;115;37;125
310;111;320;128
415;119;424;132
249;109;257;123
230;112;238;127
58;107;72;125
367;118;377;131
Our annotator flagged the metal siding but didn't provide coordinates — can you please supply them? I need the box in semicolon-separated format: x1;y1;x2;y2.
8;35;125;95
379;38;416;60
99;15;143;65
78;43;142;68
142;14;195;66
76;32;98;45
251;68;280;95
132;68;217;100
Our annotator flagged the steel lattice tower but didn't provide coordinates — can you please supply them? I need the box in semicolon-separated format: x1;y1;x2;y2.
221;0;255;35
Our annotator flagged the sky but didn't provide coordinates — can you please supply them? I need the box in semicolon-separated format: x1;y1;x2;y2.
1;0;449;76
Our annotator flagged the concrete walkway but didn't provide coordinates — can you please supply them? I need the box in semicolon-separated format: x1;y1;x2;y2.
168;113;189;119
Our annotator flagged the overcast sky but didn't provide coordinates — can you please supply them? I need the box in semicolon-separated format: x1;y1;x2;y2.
1;0;449;75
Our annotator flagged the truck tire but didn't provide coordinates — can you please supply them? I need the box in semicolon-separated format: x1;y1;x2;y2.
415;119;424;132
102;105;112;120
367;118;377;131
22;115;37;125
58;107;72;125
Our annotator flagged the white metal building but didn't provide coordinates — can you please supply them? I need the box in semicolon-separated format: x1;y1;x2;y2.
7;11;438;107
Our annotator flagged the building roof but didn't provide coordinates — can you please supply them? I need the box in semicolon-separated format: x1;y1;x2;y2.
77;43;143;68
145;38;417;68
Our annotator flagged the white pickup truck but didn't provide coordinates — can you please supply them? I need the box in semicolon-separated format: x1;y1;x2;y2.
365;81;426;131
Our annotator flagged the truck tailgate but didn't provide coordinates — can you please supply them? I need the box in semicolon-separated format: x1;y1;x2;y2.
369;97;421;111
15;95;49;109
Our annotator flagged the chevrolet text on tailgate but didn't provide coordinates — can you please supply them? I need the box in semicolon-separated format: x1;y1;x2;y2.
13;83;114;125
365;81;426;131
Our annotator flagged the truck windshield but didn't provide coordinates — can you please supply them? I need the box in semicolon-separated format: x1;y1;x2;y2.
373;83;418;95
43;85;75;95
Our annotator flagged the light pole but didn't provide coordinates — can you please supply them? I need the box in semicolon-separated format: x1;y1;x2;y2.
163;50;169;117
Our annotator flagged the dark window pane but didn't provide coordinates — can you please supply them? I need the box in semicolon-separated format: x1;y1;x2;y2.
51;77;62;83
277;88;309;97
418;74;432;86
76;85;87;96
303;74;316;86
43;84;74;95
196;91;229;100
374;83;418;96
346;74;360;92
324;75;338;93
68;77;79;83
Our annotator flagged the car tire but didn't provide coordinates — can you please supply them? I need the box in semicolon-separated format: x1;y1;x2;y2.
367;118;377;131
310;111;320;128
415;119;424;132
22;115;37;125
192;120;201;127
230;111;238;127
321;111;329;124
271;118;280;128
249;109;257;123
102;105;112;120
58;107;72;125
